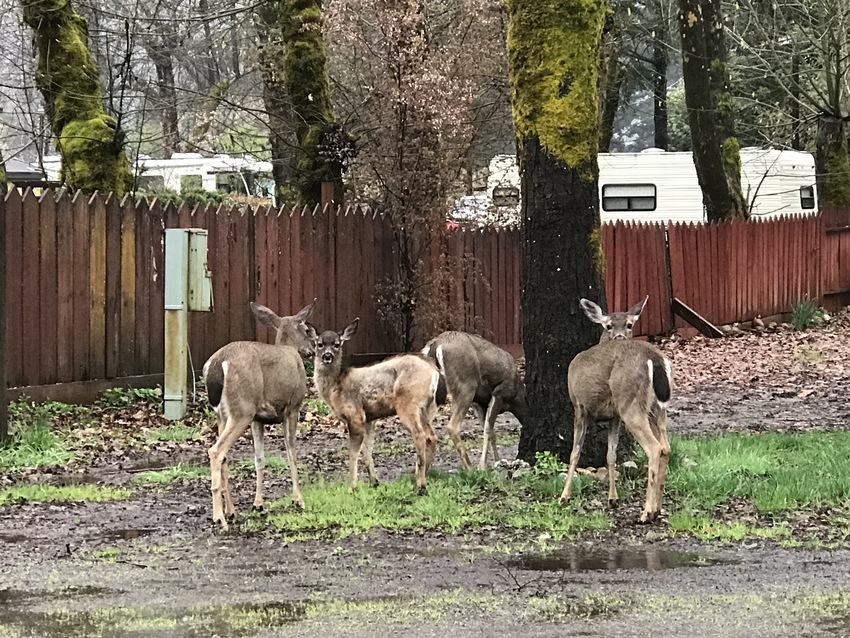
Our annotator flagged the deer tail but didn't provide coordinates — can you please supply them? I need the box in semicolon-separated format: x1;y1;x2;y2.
646;357;672;409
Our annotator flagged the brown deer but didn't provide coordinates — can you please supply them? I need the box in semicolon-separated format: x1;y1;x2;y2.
203;300;315;530
559;297;673;523
308;319;441;494
421;331;526;470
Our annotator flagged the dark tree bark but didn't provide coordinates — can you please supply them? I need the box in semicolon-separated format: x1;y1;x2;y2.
0;153;6;445
506;0;611;467
652;2;670;150
21;0;132;195
678;0;747;221
816;112;850;206
146;41;181;158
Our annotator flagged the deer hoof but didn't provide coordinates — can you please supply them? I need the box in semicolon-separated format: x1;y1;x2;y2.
252;504;264;512
608;499;619;510
369;478;380;488
416;485;427;496
638;510;659;524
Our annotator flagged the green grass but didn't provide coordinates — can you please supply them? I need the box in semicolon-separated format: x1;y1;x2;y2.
0;422;74;472
144;423;201;444
668;512;793;543
0;484;131;506
133;463;209;484
262;464;606;540
304;397;330;416
665;432;850;513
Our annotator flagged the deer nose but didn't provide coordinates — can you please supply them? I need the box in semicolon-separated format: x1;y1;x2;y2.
299;345;315;359
322;351;334;364
613;334;626;340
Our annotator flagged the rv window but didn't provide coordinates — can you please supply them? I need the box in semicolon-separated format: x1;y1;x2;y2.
136;175;164;190
492;186;519;207
180;174;203;192
601;184;656;212
800;185;815;210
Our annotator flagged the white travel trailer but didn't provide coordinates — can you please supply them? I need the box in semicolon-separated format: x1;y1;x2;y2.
41;152;276;200
477;148;818;225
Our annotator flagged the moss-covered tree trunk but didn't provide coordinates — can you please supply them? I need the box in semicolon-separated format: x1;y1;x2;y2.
22;0;131;196
279;0;344;205
816;113;850;206
678;0;747;221
506;0;611;467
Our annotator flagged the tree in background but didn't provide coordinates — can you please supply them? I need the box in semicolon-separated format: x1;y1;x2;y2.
505;0;611;466
21;0;132;195
325;0;503;349
678;0;747;221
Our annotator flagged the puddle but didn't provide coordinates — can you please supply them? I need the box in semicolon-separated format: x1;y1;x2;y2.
85;528;156;542
0;585;116;605
0;532;28;543
509;547;731;572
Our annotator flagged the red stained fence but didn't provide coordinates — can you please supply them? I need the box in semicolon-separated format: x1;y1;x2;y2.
4;187;850;389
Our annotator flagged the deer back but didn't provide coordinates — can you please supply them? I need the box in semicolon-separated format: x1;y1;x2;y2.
568;340;670;420
423;331;525;409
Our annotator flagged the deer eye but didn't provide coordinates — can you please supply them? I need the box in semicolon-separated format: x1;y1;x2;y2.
626;322;633;329
604;325;612;331
333;343;340;349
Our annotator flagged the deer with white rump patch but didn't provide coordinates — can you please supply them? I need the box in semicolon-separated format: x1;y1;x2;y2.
559;297;673;523
308;318;441;494
421;331;526;470
203;300;315;530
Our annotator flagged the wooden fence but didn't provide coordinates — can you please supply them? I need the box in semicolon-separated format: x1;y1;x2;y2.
3;188;850;390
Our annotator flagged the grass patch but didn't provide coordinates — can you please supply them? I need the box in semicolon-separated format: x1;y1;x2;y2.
91;548;121;562
144;423;201;444
666;432;850;513
0;422;74;472
527;593;625;621
133;463;209;484
304;397;330;416
263;463;607;540
668;511;792;543
0;484;131;506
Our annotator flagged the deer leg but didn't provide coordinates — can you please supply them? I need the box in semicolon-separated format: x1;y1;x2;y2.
607;420;622;507
283;408;304;509
479;396;503;470
208;415;250;530
445;392;473;471
347;418;366;491
361;421;381;487
398;407;430;495
214;409;235;519
558;407;588;505
650;409;671;517
251;421;265;511
621;407;663;523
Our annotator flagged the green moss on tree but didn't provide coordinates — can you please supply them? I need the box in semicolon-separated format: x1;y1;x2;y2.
22;0;131;196
505;0;608;171
823;152;850;205
280;0;347;204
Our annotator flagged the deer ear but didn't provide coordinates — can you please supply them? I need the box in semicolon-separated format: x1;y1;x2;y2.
579;298;606;324
294;298;317;323
341;318;360;342
250;302;281;329
627;296;648;318
303;323;318;342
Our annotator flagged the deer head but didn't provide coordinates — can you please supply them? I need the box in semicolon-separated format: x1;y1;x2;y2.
579;296;648;342
250;299;316;358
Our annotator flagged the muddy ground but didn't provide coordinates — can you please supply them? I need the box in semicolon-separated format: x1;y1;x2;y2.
2;319;850;637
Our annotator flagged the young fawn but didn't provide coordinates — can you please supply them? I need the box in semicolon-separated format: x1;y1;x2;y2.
309;319;441;494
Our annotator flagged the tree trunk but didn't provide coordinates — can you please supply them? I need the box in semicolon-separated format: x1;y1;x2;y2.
147;42;180;158
256;3;297;203
652;1;669;150
505;0;612;467
598;57;623;153
816;112;850;206
678;0;747;221
0;153;6;445
21;0;132;196
280;0;345;205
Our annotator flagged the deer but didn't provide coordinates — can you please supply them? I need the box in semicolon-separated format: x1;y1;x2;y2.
558;297;673;523
203;300;315;531
307;318;441;495
421;331;526;470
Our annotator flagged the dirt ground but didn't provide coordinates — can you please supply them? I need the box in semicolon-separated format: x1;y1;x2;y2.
2;316;850;637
